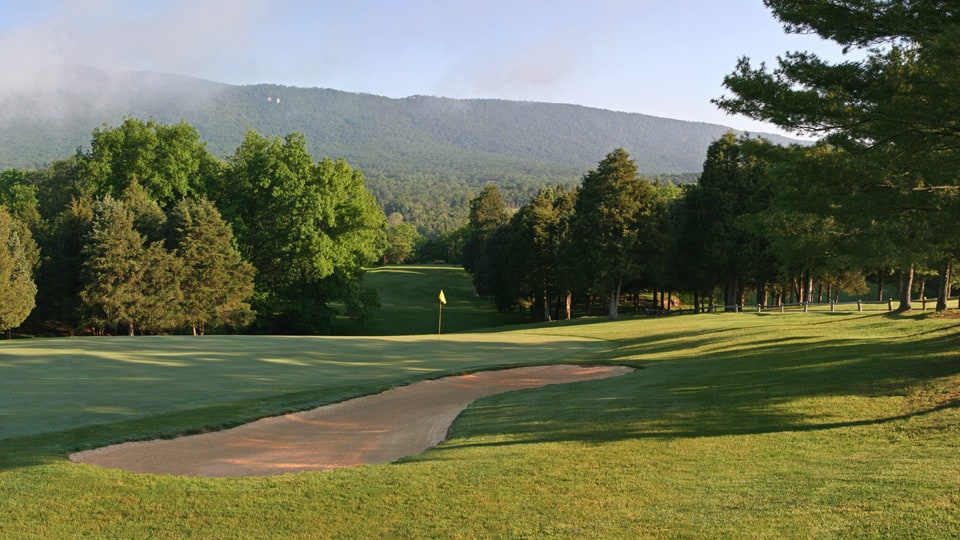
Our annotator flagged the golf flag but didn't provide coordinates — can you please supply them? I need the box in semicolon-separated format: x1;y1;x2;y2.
439;289;447;304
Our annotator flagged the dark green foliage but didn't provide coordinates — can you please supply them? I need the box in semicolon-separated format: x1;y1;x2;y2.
32;195;94;330
79;196;151;335
463;184;509;296
0;207;37;334
5;116;387;336
0;68;800;236
414;225;469;264
0;68;798;174
716;0;960;311
569;148;657;319
692;133;775;308
502;186;577;321
168;198;255;335
384;222;423;264
211;130;386;334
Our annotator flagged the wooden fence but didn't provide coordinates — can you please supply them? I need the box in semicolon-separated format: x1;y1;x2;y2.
707;296;960;314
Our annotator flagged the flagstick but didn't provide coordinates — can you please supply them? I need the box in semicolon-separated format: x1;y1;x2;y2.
438;298;443;335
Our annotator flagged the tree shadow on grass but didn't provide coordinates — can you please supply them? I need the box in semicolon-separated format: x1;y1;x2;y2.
418;329;960;457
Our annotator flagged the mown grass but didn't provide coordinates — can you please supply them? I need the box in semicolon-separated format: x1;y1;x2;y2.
337;264;518;335
2;309;960;537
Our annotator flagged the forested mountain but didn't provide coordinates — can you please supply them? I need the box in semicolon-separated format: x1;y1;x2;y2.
1;67;797;176
0;66;800;235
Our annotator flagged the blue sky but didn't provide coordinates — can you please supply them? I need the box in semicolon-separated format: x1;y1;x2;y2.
0;0;851;136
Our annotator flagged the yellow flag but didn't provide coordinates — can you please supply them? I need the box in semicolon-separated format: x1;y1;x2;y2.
439;289;447;304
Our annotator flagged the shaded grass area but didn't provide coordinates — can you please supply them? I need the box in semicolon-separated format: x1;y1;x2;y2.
3;312;960;537
341;264;517;335
0;333;609;442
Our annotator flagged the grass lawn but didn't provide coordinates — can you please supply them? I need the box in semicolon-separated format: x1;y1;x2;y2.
337;264;518;335
2;307;960;536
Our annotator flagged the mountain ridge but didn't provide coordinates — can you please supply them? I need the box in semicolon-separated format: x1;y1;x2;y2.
0;67;801;179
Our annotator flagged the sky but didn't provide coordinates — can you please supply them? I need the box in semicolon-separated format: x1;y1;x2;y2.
0;0;853;137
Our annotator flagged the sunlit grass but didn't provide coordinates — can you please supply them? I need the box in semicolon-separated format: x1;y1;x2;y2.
345;264;518;334
2;306;960;537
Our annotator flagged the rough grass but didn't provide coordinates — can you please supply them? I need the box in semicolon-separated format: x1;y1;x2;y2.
2;308;960;537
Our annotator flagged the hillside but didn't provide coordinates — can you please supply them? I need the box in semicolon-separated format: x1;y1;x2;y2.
0;67;799;178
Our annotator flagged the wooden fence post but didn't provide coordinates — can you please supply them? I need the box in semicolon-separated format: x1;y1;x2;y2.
857;299;862;312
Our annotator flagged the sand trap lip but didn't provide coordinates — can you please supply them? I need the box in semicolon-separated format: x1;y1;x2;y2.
70;364;633;478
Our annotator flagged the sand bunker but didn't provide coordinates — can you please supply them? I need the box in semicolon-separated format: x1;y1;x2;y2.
70;364;632;478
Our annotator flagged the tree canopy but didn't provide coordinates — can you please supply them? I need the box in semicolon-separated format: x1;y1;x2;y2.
714;0;960;312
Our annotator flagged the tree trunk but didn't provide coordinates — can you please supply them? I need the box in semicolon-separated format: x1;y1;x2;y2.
877;269;884;301
897;266;914;312
128;321;135;336
533;292;547;322
565;291;572;320
724;282;737;312
805;274;814;306
608;280;621;320
757;283;767;309
937;260;952;312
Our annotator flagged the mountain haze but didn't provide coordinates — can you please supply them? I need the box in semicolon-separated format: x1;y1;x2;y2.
0;67;800;180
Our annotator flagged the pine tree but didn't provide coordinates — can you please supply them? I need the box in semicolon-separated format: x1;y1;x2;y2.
79;196;147;335
569;148;655;320
0;207;37;337
170;198;254;335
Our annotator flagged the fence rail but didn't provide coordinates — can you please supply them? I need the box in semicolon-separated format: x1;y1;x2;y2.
701;296;959;314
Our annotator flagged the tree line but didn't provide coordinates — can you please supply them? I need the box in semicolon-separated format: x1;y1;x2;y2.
0;118;386;336
462;1;960;321
463;134;956;322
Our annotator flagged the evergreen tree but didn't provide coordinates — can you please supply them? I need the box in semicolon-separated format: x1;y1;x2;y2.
0;207;37;337
463;184;508;278
695;133;774;310
34;196;94;330
507;186;576;321
569;148;655;320
715;0;960;310
79;196;148;335
169;198;255;335
131;242;184;334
